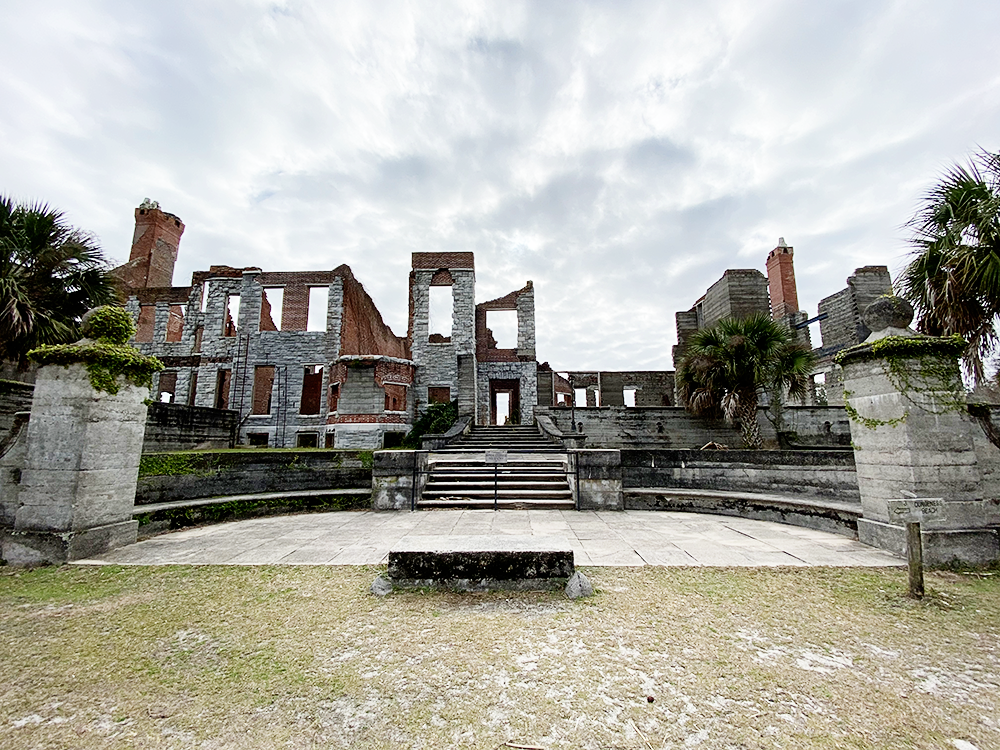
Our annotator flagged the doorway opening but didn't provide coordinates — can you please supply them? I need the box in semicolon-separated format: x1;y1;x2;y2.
489;378;520;425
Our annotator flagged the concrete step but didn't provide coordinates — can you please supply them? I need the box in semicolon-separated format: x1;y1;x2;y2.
423;487;573;500
417;498;576;510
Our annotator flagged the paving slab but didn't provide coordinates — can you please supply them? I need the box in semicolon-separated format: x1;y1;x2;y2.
78;510;905;567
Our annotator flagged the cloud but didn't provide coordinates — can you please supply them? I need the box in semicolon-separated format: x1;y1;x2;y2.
2;0;1000;370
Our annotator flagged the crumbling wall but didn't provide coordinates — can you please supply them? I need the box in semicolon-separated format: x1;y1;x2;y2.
409;252;476;416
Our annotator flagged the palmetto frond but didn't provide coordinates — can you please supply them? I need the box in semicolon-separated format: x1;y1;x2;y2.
676;313;817;448
0;195;118;366
900;151;1000;384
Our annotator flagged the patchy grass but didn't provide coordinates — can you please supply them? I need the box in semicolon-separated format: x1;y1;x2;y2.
0;566;998;749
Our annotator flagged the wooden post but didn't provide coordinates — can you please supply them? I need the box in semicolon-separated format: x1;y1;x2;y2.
906;522;924;599
886;498;942;600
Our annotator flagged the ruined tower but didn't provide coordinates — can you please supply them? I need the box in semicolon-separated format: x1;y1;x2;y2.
766;238;799;320
114;199;185;291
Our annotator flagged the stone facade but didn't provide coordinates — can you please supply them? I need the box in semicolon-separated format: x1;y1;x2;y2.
111;203;548;447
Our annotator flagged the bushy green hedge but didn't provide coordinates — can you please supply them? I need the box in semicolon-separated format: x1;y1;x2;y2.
401;400;458;448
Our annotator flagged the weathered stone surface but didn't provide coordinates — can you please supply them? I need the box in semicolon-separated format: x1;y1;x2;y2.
135;449;372;505
843;341;999;564
370;574;393;596
621;449;859;503
2;364;146;564
565;571;594;599
372;450;426;510
572;450;622;510
387;535;574;590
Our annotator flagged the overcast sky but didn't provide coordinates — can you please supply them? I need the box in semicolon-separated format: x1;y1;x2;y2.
3;1;999;370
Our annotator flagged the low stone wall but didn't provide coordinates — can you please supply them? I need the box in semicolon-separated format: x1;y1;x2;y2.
536;406;851;450
143;403;238;453
1;382;240;454
135;449;373;506
0;379;34;438
621;449;859;503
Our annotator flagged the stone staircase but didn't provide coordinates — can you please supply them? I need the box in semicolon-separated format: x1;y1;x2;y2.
418;425;574;510
448;424;561;451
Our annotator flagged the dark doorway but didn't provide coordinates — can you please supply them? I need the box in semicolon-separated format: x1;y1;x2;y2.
490;378;520;425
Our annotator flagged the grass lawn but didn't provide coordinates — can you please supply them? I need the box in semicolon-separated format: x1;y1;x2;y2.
1;565;998;749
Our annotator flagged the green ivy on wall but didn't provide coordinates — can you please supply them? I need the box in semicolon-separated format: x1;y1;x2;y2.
28;306;162;395
835;334;967;430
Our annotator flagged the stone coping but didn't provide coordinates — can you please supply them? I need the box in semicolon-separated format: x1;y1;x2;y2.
389;534;573;553
625;487;862;514
134;488;370;514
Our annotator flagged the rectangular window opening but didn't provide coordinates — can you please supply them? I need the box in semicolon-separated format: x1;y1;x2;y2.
248;432;269;448
187;371;198;407
135;305;155;342
428;386;451;405
624;388;637;408
252;365;276;415
296;432;319;448
428;286;453;342
192;326;204;353
300;365;323;415
329;384;340;412
325;432;336;448
200;283;210;312
574;388;587;407
157;371;178;403
485;309;518;349
384;383;407;412
224;294;240;337
307;286;328;332
261;287;284;331
166;304;185;343
215;369;232;410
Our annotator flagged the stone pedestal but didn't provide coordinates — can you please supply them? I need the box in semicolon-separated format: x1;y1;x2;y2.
840;303;999;564
1;364;148;565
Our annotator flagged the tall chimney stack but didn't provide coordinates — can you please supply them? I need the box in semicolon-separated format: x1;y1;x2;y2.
116;198;184;291
766;237;799;320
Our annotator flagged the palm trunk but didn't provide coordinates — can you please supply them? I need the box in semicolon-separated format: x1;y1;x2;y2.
737;397;762;449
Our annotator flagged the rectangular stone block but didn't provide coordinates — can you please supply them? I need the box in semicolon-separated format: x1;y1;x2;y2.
387;535;574;590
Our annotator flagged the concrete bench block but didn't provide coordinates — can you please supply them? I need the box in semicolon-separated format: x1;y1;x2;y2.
386;535;574;591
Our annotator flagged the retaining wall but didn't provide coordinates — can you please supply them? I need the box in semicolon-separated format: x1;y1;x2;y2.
621;449;859;503
135;449;372;506
143;403;237;452
537;406;852;450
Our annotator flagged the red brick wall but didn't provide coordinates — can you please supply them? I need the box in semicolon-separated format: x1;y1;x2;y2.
766;246;799;319
135;305;155;342
116;206;185;290
336;266;410;358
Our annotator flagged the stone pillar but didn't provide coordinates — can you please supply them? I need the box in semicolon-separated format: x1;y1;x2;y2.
372;450;428;511
1;364;147;565
570;450;623;510
840;298;999;565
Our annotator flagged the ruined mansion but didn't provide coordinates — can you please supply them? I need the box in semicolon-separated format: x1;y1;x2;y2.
114;201;889;450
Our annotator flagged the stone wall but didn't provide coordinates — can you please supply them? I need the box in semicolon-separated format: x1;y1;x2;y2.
537;405;852;450
476;361;538;425
135;449;372;506
621;449;859;503
701;269;770;329
142;403;237;453
0;379;34;437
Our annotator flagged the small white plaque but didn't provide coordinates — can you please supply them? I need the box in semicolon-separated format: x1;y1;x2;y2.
886;498;945;524
485;450;508;464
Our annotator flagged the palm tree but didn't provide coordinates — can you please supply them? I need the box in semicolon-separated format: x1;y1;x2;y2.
898;150;1000;385
0;195;118;368
676;313;816;449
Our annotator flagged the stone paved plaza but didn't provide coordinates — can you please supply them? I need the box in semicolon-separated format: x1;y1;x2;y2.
78;510;904;567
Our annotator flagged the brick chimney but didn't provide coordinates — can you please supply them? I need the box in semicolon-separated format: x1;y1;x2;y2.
115;199;185;291
766;237;799;320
